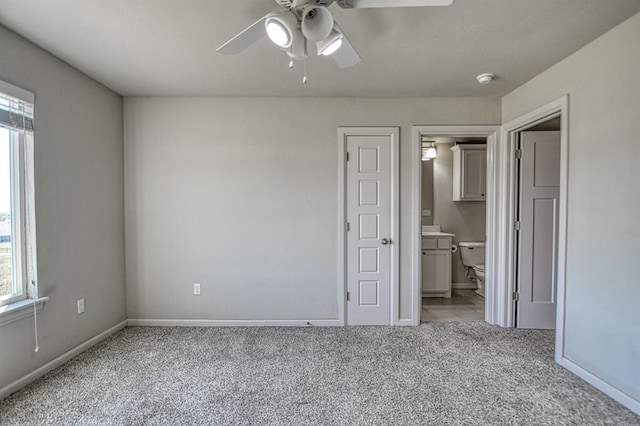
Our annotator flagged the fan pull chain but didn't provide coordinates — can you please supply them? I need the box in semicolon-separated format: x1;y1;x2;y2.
289;42;294;69
303;57;308;84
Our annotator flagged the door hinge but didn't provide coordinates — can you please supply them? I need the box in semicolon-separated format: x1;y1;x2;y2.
514;221;521;231
346;152;350;161
513;291;520;301
515;149;522;159
346;291;350;301
346;222;350;232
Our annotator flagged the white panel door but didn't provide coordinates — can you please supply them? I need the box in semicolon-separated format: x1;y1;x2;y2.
346;134;392;325
517;131;560;329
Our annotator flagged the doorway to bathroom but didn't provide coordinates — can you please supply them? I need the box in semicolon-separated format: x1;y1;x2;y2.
420;137;487;322
412;126;500;324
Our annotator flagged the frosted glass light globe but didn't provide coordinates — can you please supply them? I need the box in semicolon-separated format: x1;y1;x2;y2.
266;20;291;48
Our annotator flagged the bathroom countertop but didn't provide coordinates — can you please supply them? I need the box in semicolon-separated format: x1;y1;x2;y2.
421;232;455;237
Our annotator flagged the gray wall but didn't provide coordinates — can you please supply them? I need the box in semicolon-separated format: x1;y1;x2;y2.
124;97;500;322
502;11;640;402
0;26;125;389
432;143;486;284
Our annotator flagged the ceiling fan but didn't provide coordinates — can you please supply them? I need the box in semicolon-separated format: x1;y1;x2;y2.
217;0;454;70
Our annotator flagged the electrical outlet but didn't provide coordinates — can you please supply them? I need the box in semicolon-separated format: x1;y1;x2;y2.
422;210;431;217
193;283;201;295
77;299;85;314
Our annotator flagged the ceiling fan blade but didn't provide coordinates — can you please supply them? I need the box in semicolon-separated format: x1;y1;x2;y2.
216;14;270;55
337;0;452;8
331;24;361;68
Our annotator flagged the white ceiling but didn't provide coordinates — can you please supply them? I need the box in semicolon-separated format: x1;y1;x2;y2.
1;0;639;97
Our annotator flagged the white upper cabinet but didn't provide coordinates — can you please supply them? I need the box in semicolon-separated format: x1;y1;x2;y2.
451;144;486;201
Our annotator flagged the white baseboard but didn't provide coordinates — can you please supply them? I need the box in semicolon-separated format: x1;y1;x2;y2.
396;318;420;326
558;357;640;415
452;282;477;289
127;318;342;327
0;320;127;400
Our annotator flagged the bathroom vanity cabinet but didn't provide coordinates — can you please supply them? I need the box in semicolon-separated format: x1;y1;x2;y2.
422;234;453;298
451;144;486;201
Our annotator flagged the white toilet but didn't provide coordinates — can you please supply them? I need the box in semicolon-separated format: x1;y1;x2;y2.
458;242;486;297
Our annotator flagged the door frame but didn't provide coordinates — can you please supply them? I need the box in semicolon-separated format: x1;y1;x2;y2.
412;125;500;326
500;95;569;336
337;127;400;326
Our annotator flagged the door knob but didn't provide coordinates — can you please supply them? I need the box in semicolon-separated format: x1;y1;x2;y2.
381;238;390;245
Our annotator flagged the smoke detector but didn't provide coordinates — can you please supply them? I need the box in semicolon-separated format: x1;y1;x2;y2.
476;73;494;84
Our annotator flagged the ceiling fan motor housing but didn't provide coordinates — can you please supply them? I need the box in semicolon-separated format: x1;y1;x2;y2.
275;0;295;8
283;0;335;9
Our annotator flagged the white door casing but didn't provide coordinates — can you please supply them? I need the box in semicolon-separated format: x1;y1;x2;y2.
517;131;560;329
339;128;399;326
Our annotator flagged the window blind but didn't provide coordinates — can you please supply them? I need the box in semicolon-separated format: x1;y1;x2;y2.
0;80;34;133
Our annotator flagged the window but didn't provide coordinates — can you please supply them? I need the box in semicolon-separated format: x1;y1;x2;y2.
0;81;36;310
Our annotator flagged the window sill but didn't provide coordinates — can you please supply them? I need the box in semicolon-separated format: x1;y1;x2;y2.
0;297;48;327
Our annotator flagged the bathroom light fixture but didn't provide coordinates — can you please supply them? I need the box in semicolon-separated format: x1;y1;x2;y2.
476;73;494;84
317;30;344;56
421;140;437;161
426;145;437;159
265;12;298;48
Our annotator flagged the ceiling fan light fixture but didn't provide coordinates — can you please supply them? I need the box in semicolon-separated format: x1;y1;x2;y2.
265;12;298;48
266;21;290;47
317;30;344;56
301;5;335;41
321;38;343;56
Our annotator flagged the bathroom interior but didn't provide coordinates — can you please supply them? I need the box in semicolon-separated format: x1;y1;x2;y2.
420;136;487;322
